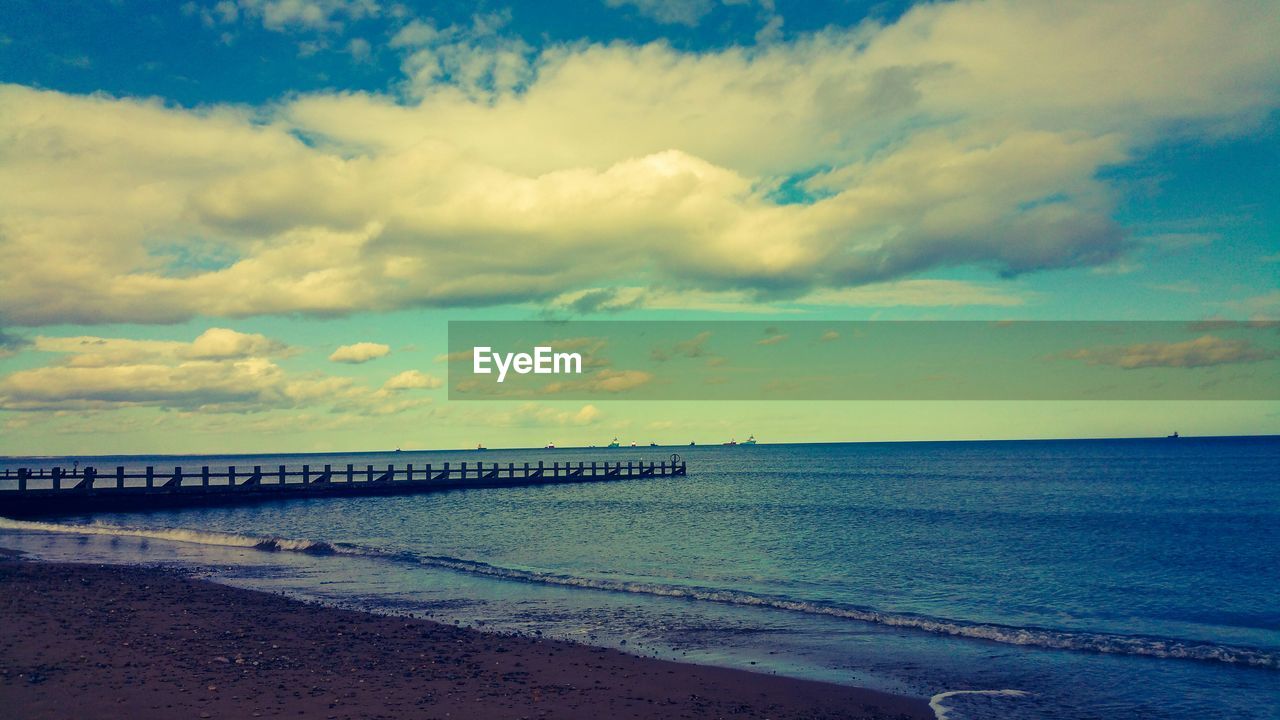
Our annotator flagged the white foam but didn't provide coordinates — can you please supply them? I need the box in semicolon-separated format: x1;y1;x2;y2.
929;689;1031;720
0;517;334;554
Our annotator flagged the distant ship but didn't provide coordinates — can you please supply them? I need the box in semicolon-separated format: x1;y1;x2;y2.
743;435;757;445
689;441;696;446
545;442;556;449
607;437;620;448
630;441;638;447
723;439;737;446
649;442;658;447
475;443;488;451
1167;431;1179;439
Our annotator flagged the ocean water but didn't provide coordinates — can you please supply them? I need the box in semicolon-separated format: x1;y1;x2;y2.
1;437;1277;719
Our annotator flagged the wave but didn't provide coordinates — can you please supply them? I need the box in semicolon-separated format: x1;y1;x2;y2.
0;518;339;555
2;517;1277;670
928;689;1031;720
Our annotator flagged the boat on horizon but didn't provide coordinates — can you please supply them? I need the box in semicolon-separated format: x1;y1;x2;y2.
743;435;757;445
607;437;620;448
545;442;556;449
475;443;488;451
1168;431;1180;439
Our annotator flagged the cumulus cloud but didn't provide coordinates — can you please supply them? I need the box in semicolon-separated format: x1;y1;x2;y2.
188;327;290;359
490;403;603;427
603;0;778;30
192;0;381;32
603;0;718;26
381;369;442;390
542;369;654;395
651;331;713;362
1065;335;1277;369
2;1;1277;326
329;342;390;363
0;329;415;415
756;331;788;346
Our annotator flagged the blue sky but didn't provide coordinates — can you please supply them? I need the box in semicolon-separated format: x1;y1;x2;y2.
0;0;1277;453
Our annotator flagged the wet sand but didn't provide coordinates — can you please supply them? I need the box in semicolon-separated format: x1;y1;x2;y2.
0;552;931;719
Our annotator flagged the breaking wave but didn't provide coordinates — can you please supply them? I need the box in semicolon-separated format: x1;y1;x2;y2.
928;689;1031;720
2;517;1276;670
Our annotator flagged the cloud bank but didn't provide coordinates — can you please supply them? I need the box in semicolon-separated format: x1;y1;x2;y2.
1;1;1277;327
0;328;433;414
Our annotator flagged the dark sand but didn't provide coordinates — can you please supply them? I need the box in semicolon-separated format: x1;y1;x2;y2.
0;552;932;719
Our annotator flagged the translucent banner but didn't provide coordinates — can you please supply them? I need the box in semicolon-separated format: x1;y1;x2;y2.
446;321;1280;401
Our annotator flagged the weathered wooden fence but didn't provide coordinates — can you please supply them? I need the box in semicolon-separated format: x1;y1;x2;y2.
0;457;687;517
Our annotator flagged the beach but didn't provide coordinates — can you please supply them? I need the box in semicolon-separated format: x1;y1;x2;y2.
0;550;931;720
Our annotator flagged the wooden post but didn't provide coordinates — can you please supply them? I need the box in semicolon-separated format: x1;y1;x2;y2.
278;465;286;485
17;468;27;492
116;466;125;489
406;464;413;482
508;462;514;479
346;464;354;483
145;466;154;489
303;465;311;485
523;462;529;478
202;466;210;488
51;467;61;491
425;463;431;481
367;465;374;482
229;466;237;487
461;462;468;481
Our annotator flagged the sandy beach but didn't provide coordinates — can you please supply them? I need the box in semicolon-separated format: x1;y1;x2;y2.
0;551;931;720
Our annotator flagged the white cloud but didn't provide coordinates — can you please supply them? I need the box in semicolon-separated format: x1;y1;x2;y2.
188;327;291;359
476;403;604;427
604;0;716;26
329;342;390;363
602;0;778;30
382;369;442;390
1;1;1276;326
0;329;418;415
1065;335;1276;369
552;280;1026;313
232;0;379;32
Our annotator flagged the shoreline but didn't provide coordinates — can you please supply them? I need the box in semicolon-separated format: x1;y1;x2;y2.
0;551;932;719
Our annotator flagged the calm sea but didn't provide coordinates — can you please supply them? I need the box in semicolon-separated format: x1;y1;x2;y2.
2;437;1277;719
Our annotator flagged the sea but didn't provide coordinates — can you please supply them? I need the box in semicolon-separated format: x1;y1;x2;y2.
1;437;1277;719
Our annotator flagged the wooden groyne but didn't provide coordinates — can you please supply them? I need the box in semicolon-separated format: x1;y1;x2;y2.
0;457;687;517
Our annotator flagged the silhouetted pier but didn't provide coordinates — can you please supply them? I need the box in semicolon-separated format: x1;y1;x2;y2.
0;457;687;517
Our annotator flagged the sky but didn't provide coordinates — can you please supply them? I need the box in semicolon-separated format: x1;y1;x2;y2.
0;0;1277;454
